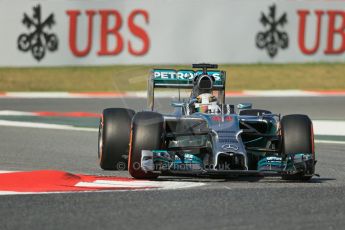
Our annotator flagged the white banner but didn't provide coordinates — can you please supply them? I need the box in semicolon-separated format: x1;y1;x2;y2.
0;0;345;66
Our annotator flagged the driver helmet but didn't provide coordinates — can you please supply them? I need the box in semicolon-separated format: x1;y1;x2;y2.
194;93;218;113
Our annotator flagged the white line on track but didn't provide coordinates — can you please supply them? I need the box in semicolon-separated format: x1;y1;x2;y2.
0;170;205;195
0;110;35;116
1;90;345;98
0;171;17;174
75;180;205;190
315;140;345;145
0;110;344;136
0;182;205;195
242;90;318;97
0;190;132;195
0;120;97;132
0;119;345;144
313;120;345;136
4;92;72;98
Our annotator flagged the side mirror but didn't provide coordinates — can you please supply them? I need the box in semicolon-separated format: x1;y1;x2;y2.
237;103;252;110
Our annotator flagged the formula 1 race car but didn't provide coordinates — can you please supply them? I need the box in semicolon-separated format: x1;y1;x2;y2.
98;64;316;181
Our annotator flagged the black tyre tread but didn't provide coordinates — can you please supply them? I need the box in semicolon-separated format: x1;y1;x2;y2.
280;114;314;181
281;114;312;155
99;108;135;170
128;112;163;179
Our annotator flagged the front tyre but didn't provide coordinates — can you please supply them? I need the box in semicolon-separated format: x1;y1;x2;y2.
98;108;135;170
280;114;315;181
128;112;164;179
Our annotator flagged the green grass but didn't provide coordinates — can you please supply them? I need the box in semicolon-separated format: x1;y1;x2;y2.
0;63;344;92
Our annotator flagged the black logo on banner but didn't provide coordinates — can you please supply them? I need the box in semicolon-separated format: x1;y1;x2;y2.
17;5;58;61
256;5;288;58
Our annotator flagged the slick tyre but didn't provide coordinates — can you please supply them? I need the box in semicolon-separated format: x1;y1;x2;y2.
128;112;164;179
98;108;135;170
280;114;315;181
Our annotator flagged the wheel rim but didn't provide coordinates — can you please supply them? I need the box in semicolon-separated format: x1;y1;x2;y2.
98;122;103;160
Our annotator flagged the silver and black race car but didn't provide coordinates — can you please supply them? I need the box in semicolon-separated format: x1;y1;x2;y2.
98;64;316;181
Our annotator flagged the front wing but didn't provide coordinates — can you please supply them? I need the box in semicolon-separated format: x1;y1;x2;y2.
140;150;315;177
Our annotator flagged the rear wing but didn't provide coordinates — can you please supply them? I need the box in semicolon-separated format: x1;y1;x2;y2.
147;69;227;110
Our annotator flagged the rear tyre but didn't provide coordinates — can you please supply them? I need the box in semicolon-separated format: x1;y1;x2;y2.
280;114;315;181
128;112;164;179
98;108;135;170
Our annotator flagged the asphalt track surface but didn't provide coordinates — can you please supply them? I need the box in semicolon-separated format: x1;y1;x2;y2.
1;97;345;230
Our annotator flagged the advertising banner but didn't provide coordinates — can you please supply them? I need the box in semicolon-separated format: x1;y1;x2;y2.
0;0;345;66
